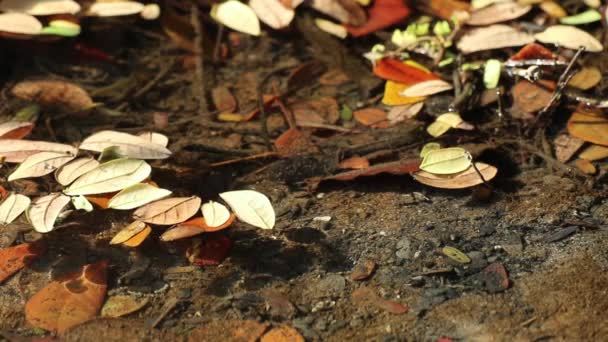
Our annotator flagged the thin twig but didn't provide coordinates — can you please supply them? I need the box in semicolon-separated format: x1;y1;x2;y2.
191;4;208;116
210;151;279;167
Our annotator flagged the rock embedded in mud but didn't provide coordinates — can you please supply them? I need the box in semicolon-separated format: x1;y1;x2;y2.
313;274;346;299
395;237;413;260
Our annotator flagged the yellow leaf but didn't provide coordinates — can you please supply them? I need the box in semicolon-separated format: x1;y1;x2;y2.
420;147;472;175
382;81;425;106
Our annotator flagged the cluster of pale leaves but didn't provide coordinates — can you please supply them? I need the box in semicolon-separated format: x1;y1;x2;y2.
0;129;275;239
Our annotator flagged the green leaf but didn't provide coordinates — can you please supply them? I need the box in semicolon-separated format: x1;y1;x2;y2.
41;20;80;37
560;9;601;25
340;105;353;121
419;147;472;175
420;143;441;158
64;158;151;196
483;59;501;89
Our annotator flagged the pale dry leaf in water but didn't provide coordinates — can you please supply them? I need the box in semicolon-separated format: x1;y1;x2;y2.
401;80;453;97
250;0;295;29
88;1;144;17
420;147;472;175
137;132;169;147
467;2;531;26
0;193;31;225
219;190;275;229
79;130;171;160
133;196;202;225
387;102;424;123
307;0;350;23
211;0;261;36
64;158;151;196
413;162;498;189
457;25;534;54
54;158;99;186
0;0;80;15
110;221;148;245
0;140;78;163
101;295;149;318
0;121;34;139
8;152;75;182
201;201;231;228
12;80;94;112
108;183;172;210
27;193;71;233
553;134;584;163
534;25;603;52
0;13;42;35
315;18;348;38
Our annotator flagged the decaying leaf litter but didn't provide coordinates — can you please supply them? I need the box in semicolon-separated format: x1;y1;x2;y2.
1;0;608;340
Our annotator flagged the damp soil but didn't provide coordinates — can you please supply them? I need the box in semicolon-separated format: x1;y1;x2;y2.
1;22;608;342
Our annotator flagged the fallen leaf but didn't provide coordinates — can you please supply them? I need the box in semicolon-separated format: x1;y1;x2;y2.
108;183;172;210
0;139;78;163
308;0;363;25
344;0;411;37
160;224;205;241
553;134;584;163
188;320;269;342
211;86;237;113
101;295;149;318
0;121;34;139
0;186;7;201
8;151;75;182
457;24;535;54
401;79;453;97
539;1;567;18
352;286;408;314
420;142;441;158
25;261;107;335
567;111;608;146
373;59;439;85
560;9;602;25
534;25;603;52
12;80;93;112
275;129;319;156
55;158;100;186
137;132;169;147
187;235;233;266
219;190;275;229
579;144;608;161
568;66;602;90
315;18;348;38
509;43;555;61
412;162;498;189
201;201;231;228
211;0;261;36
250;0;295;29
354;108;391;128
420;147;471;175
319;69;350;85
511;80;554;115
350;260;376;280
27;193;71;233
79;130;172;160
64;159;152;196
338;156;370;170
122;225;152;247
421;0;470;19
110;221;149;245
87;1;144;17
442;246;471;263
467;2;531;26
0;12;42;35
133;196;202;225
0;0;80;15
0;193;31;225
387;102;424;123
323;158;421;182
0;241;46;284
575;158;596;174
85;193;115;209
260;325;305;342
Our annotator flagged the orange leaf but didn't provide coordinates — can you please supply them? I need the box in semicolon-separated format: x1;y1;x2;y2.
382;81;426;106
122;226;152;247
85;193;116;209
322;159;421;182
183;215;236;233
373;59;439;86
25;261;107;335
241;95;278;121
568;111;608;146
0;241;46;284
338;156;370;170
345;0;411;37
510;43;555;61
423;0;470;19
354;108;391;128
261;325;305;342
575;159;596;175
275;128;319;156
0;185;8;201
188;320;269;342
211;86;237;113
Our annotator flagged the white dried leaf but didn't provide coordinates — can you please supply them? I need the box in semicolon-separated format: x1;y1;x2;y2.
387;102;424;123
0;139;78;163
201;201;231;228
88;1;144;17
0;193;31;225
534;25;603;52
314;18;348;39
307;0;350;23
0;13;42;35
64;158;151;196
457;25;535;54
79;130;171;159
467;2;531;26
55;158;100;186
219;190;275;229
8;151;75;182
0;0;80;16
401;80;453;97
250;0;295;29
108;183;172;210
27;193;71;233
136;132;169;147
211;0;261;36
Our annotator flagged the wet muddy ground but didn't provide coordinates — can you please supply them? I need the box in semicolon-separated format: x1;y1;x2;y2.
1;22;608;342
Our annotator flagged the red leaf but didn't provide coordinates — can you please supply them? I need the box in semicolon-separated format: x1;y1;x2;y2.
187;235;232;266
0;122;34;139
275;128;319;156
345;0;411;37
0;241;46;284
373;59;439;85
509;43;555;61
324;158;421;182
